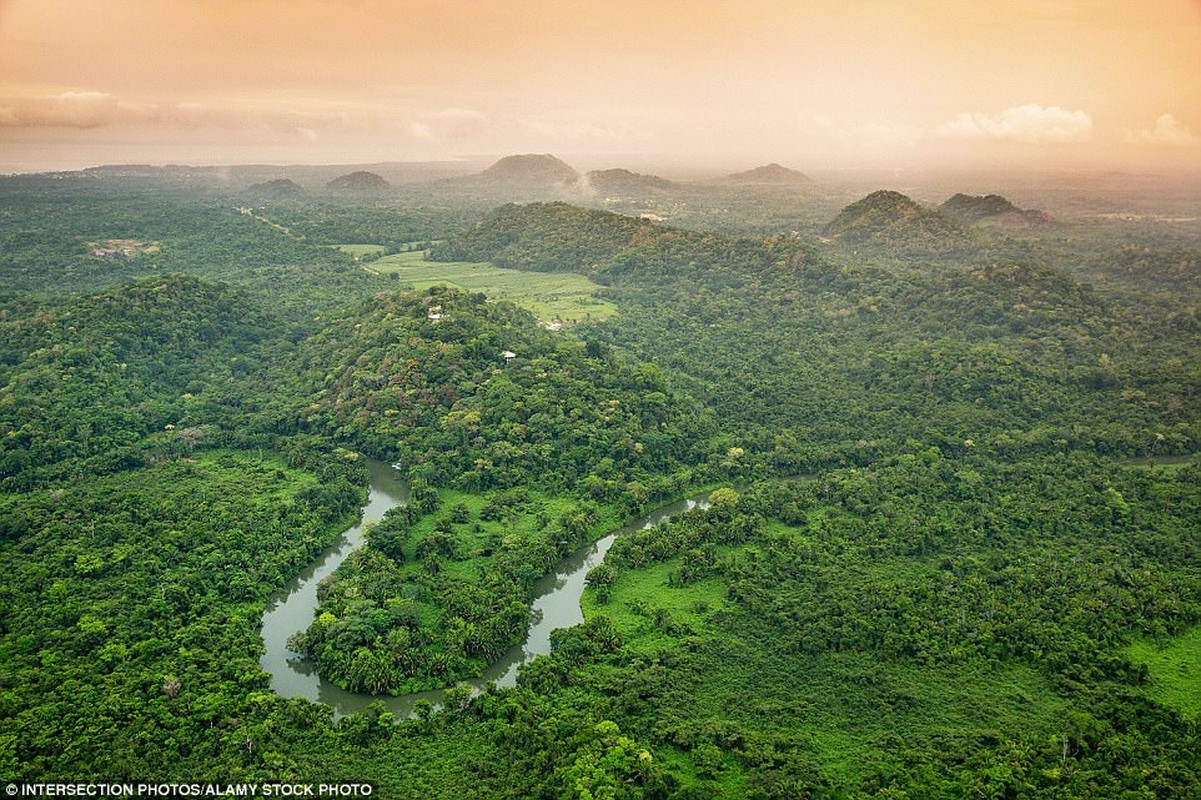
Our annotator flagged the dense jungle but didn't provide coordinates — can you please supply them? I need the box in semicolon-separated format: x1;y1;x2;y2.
1;158;1198;798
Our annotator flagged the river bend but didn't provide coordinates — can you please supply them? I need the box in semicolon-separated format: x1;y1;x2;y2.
259;459;708;717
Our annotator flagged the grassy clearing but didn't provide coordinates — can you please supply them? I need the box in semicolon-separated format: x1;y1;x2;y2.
659;622;1069;790
1126;454;1196;472
369;250;618;323
1127;625;1201;720
395;487;624;582
582;556;734;654
88;239;160;257
799;655;1064;785
581;528;1071;792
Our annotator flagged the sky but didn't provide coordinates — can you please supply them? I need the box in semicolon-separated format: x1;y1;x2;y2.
1;0;1199;173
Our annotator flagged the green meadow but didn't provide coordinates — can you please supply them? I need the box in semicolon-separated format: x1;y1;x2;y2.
581;539;1069;792
1128;626;1201;720
366;249;618;323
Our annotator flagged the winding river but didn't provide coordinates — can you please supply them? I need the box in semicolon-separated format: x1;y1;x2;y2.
259;459;710;718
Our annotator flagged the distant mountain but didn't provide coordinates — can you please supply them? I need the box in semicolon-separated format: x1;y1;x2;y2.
326;170;391;192
581;168;677;197
720;163;812;184
824;190;969;254
941;193;1019;219
475;154;580;187
940;193;1051;227
81;164;167;179
245;178;305;198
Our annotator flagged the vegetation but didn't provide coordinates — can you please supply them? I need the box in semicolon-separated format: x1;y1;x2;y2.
289;285;706;492
368;250;618;323
0;275;282;490
572;451;1201;795
327;171;392;193
436;201;1201;467
282;285;707;693
0;446;366;779
295;486;619;693
1128;626;1201;721
2;166;1199;797
822;189;973;254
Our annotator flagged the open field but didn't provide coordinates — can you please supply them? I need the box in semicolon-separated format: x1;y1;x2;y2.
367;249;617;323
88;239;160;257
581;541;1068;792
1128;625;1201;720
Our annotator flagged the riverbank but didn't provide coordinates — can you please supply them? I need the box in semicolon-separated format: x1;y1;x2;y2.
259;459;715;717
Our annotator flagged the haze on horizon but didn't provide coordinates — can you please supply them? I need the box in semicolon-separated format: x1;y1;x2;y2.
1;0;1199;175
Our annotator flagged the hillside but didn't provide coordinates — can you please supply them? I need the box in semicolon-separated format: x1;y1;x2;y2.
244;177;305;198
428;201;654;272
823;189;971;254
325;170;391;192
295;286;701;485
581;168;677;197
431;200;1199;460
0;276;274;489
720;162;812;184
473;153;579;187
941;192;1052;227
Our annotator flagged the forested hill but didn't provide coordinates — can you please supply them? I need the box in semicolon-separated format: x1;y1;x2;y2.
581;168;679;198
292;286;711;495
0;276;276;490
430;201;1201;465
823;189;973;255
244;178;305;199
719;163;812;184
326;170;391;192
0;176;381;310
429;201;655;273
428;201;799;283
940;192;1052;227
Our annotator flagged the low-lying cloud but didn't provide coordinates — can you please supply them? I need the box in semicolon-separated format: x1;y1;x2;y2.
408;108;490;141
1121;113;1198;146
0;91;122;128
936;103;1093;144
0;88;500;148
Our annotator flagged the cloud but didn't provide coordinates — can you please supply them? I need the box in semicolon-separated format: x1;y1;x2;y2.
1121;113;1199;146
0;89;495;149
936;103;1093;144
405;108;491;142
416;108;489;139
519;118;639;144
0;91;121;128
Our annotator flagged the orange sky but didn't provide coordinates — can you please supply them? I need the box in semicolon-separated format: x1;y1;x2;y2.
1;0;1199;172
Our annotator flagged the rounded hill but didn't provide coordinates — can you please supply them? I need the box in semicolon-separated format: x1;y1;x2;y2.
245;178;305;198
582;168;677;196
721;163;812;184
326;171;391;192
824;190;970;254
478;154;580;186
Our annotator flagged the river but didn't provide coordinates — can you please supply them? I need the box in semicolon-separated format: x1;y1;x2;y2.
259;459;710;718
